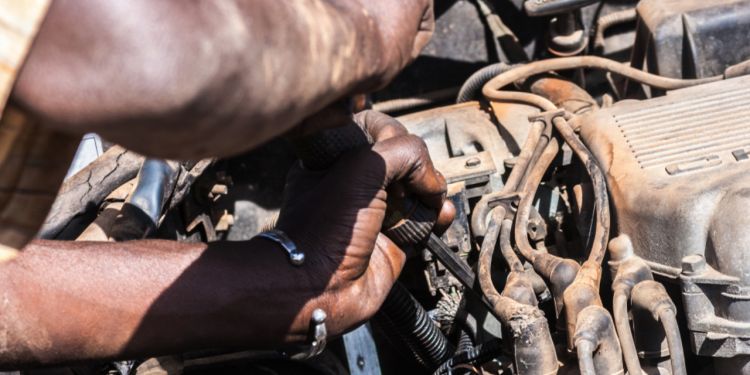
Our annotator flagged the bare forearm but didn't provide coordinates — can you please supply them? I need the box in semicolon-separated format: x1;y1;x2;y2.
13;0;423;159
0;239;329;367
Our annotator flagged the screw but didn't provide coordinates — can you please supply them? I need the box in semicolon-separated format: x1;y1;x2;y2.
357;355;365;369
465;157;481;168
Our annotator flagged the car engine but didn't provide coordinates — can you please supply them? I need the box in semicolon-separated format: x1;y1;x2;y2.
33;0;750;374
581;72;750;367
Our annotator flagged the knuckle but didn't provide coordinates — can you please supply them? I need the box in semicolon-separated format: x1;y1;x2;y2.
402;134;429;154
391;135;430;176
405;135;432;169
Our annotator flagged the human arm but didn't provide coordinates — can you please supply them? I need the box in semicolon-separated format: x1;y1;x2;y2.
12;0;434;159
0;111;452;367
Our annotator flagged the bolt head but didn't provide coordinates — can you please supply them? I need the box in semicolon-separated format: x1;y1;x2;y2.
465;157;481;168
682;254;706;275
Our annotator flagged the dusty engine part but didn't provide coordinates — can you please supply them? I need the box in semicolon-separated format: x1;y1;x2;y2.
41;145;145;239
524;0;596;57
399;103;513;297
109;159;181;241
477;211;558;375
400;102;512;195
632;0;750;79
631;280;687;375
32;2;750;373
573;305;624;375
580;74;750;366
608;235;653;375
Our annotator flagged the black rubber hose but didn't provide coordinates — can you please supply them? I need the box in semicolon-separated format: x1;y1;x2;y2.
456;63;515;103
373;282;454;370
432;340;504;375
457;328;474;354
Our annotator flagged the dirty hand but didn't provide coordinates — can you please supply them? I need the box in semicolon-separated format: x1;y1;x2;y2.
276;110;453;336
358;0;435;87
13;0;435;159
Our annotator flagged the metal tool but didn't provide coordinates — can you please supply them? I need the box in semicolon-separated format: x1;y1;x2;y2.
294;106;480;295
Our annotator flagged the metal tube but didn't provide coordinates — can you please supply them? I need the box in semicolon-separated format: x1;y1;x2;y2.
551;116;610;264
372;87;460;114
481;56;722;100
514;139;559;262
469;119;544;238
484;90;557;111
478;207;506;302
499;218;525;273
504;120;546;194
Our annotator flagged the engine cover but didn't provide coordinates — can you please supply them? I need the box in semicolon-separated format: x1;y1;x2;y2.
578;75;750;356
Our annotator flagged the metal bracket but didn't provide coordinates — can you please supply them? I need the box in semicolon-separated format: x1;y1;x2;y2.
528;109;569;128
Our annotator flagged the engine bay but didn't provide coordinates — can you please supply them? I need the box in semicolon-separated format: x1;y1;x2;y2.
32;0;750;374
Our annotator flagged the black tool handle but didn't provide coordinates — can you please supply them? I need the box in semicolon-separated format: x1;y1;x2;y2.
295;121;437;247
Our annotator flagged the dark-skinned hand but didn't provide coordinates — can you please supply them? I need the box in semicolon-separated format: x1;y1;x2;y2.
276;110;454;336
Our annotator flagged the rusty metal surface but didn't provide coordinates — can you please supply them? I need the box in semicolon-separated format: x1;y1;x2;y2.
41;145;144;240
580;74;750;358
580;74;750;277
528;76;598;115
633;0;750;79
434;151;496;185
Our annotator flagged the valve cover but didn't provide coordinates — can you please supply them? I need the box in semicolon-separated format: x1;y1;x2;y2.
579;75;750;279
579;75;750;355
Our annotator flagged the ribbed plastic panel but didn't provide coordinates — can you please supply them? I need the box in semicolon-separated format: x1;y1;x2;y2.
614;84;750;170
